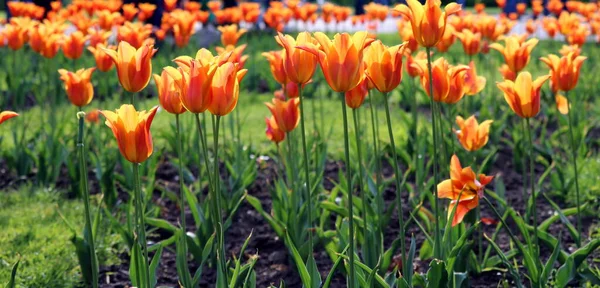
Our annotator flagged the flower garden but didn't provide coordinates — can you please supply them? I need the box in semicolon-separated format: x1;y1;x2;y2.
1;0;600;287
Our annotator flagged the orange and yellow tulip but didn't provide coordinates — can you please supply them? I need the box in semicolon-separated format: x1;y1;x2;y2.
265;116;285;144
497;72;550;118
299;31;374;92
122;3;138;21
0;111;19;125
394;0;461;48
555;94;570;115
559;45;581;57
489;36;538;74
103;41;157;93
275;32;318;85
86;109;100;124
208;62;247;116
412;57;469;104
137;3;156;22
498;64;517;81
3;24;28;50
58;67;96;107
435;25;456;53
345;78;369;109
40;33;62;59
218;24;247;47
540;53;586;92
405;50;427;78
438;155;493;226
62;31;88;60
100;104;159;164
164;0;178;12
464;61;486;95
455;29;481;56
88;44;115;72
454;115;493;151
153;70;186;115
262;50;288;86
363;40;405;93
265;98;300;133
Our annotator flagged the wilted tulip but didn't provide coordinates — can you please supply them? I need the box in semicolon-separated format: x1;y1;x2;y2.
497;72;550;118
454;115;493;151
100;104;159;163
58;68;96;107
103;41;157;93
438;155;493;226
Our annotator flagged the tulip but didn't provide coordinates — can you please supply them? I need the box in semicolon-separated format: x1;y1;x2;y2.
394;0;461;48
86;109;100;123
103;41;157;93
262;50;288;85
567;26;589;47
455;29;481;56
454;115;493;151
412;57;469;104
345;77;369;109
0;111;18;125
153;70;186;115
298;31;374;92
363;40;406;93
438;155;493;226
275;32;318;85
137;3;156;22
40;33;61;59
526;19;537;35
3;24;27;50
58;68;96;108
164;0;178;11
62;31;88;60
559;45;581;57
464;61;486;95
397;21;419;53
555;94;569;115
88;44;115;72
497;71;550;118
100;104;159;164
216;44;249;69
122;3;138;21
540;53;586;92
405;51;427;78
218;24;247;47
265;116;285;144
490;36;538;74
265;98;300;133
208;62;247;116
498;64;516;81
435;25;456;53
88;28;112;48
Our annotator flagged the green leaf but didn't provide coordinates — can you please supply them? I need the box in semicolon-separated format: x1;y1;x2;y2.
285;231;312;288
323;245;348;288
540;237;560;287
555;239;600;287
146;217;179;233
307;254;322;288
5;259;19;288
246;195;285;237
484;235;523;288
426;259;447;288
149;245;163;288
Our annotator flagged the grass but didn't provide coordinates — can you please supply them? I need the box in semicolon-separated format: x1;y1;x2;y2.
0;186;119;286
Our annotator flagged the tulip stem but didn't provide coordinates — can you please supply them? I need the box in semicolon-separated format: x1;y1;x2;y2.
368;92;383;229
175;114;191;286
482;196;526;258
382;92;407;278
77;111;99;288
194;114;214;209
520;119;529;221
298;86;314;256
352;108;370;262
525;118;539;259
132;163;150;288
340;93;355;288
426;46;442;259
565;92;582;247
212;115;227;281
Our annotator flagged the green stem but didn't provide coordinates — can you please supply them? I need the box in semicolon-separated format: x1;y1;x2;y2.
131;91;135;107
194;113;213;202
77;111;99;288
175;114;190;286
521;119;529;221
525;118;539;259
368;92;383;228
298;86;314;255
565;92;582;247
133;163;150;288
352;108;369;258
426;47;442;259
482;197;524;258
212;115;227;280
382;92;407;277
340;93;356;288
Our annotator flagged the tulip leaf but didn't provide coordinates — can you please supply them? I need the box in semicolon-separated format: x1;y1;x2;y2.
540;236;561;287
426;259;447;288
5;259;19;288
149;245;163;288
484;235;523;288
323;245;348;288
555;239;600;288
285;231;312;288
246;195;285;237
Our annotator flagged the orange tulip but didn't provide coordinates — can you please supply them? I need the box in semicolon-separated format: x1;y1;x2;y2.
412;57;469;104
567;26;589;46
62;31;88;60
137;3;156;22
435;24;456;53
394;0;461;48
540;52;586;92
438;155;494;226
489;36;538;74
0;111;19;125
406;50;427;78
100;104;158;163
397;21;419;53
363;40;405;93
345;78;369;109
464;61;486;95
122;3;138;21
455;29;481;56
265;116;285;144
275;32;318;85
88;28;112;47
88;44;115;72
555;94;570;114
262;50;288;85
497;72;550;118
164;0;178;12
516;3;526;15
454;115;493;151
265;98;300;133
40;33;62;59
217;24;247;47
498;64;516;81
496;0;506;8
3;24;27;50
526;19;537;35
153;70;186;115
559;44;581;57
58;68;96;107
103;41;157;93
299;32;374;92
86;109;100;124
208;62;247;116
216;44;249;69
